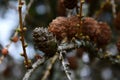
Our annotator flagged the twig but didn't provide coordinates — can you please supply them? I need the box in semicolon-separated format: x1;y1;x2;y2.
95;0;116;19
58;43;77;51
41;53;59;80
8;0;34;49
111;0;116;18
0;0;34;64
23;0;34;23
0;55;5;64
58;39;120;64
94;0;108;19
4;0;33;49
18;0;31;68
58;39;83;51
59;50;72;80
79;0;84;26
26;0;34;13
22;58;45;80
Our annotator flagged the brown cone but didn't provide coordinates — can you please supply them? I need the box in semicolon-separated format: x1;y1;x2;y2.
82;17;100;42
97;22;111;46
32;27;57;57
49;16;80;41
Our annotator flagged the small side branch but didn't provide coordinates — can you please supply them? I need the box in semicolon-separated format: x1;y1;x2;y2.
0;55;5;64
111;0;116;18
23;0;34;22
18;0;31;68
58;39;83;51
41;53;59;80
79;0;84;26
22;58;45;80
59;51;72;80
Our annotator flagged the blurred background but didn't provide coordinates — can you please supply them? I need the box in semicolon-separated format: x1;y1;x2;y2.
0;0;120;80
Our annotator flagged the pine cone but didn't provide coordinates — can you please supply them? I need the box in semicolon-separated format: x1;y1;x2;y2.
48;17;68;41
68;15;80;38
63;0;78;9
32;27;57;57
97;22;111;46
82;17;111;47
82;17;100;42
49;16;80;41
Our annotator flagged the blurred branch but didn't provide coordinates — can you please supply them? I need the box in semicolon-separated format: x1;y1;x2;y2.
0;55;5;64
41;53;58;80
26;0;34;12
79;0;85;26
23;58;45;80
58;39;83;51
59;50;72;80
111;0;116;18
23;0;34;22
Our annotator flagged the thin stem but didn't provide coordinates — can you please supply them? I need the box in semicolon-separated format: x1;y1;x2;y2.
79;0;84;26
58;39;83;51
59;50;72;80
111;0;116;18
18;0;30;68
26;0;34;12
23;0;34;23
41;53;58;80
23;58;45;80
0;55;5;64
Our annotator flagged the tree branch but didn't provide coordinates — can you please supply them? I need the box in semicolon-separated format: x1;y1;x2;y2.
58;39;83;51
111;0;116;18
18;0;31;68
41;53;58;80
22;58;45;80
59;50;73;80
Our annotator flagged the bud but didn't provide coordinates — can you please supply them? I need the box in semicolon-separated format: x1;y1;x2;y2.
35;54;42;60
24;43;28;47
97;22;111;47
23;27;27;31
1;48;8;56
11;36;19;43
